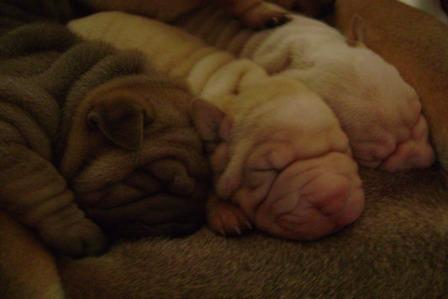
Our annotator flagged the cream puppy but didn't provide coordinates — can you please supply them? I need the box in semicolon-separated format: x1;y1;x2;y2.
69;12;364;240
177;6;435;172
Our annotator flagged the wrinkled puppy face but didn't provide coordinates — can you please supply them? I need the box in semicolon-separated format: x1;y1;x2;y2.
61;75;224;238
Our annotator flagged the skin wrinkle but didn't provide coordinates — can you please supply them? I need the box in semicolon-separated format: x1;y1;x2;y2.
0;6;218;259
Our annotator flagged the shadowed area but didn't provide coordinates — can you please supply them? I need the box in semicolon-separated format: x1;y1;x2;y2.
59;168;448;298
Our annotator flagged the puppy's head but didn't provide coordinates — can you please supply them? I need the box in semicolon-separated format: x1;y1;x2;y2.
61;75;226;238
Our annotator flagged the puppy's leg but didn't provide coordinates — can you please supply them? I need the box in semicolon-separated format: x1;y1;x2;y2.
0;211;64;299
218;0;290;29
207;195;252;236
0;143;107;257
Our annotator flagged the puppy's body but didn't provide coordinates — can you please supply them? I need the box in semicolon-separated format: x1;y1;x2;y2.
175;5;435;172
335;0;448;182
0;20;216;257
70;12;364;240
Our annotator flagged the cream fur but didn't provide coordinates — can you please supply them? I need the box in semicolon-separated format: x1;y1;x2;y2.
174;5;434;171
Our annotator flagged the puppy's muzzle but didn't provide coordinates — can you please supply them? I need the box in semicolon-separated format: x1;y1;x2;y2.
78;161;209;238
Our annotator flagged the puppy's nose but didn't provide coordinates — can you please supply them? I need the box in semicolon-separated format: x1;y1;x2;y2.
146;160;196;196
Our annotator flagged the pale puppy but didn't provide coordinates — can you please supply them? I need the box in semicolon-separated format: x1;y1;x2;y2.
69;12;364;240
176;5;435;172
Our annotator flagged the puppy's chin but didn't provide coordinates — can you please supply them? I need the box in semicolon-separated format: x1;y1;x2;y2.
102;220;205;239
83;193;207;239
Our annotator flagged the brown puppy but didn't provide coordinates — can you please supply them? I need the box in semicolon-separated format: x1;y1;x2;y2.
0;22;222;257
78;0;289;29
64;75;218;239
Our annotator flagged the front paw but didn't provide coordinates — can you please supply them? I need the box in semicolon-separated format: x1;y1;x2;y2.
38;215;107;258
207;196;252;236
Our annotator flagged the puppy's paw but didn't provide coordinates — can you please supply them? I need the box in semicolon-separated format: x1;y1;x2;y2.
240;2;290;30
207;196;252;236
38;205;107;257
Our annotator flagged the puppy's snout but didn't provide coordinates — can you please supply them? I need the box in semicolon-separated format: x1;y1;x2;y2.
113;202;205;238
146;160;196;195
98;195;206;239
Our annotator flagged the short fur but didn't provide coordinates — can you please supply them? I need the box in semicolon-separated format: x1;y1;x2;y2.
0;3;219;258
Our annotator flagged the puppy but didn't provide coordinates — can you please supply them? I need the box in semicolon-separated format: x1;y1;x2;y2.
78;0;289;29
0;22;221;257
334;0;448;180
176;5;435;172
69;12;364;240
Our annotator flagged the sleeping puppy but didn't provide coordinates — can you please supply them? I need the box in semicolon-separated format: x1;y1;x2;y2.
69;12;364;241
334;0;448;182
176;4;435;173
78;0;289;29
0;22;221;257
62;75;215;239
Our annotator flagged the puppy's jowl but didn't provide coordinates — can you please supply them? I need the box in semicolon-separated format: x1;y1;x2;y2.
0;23;220;257
70;13;364;240
178;5;435;172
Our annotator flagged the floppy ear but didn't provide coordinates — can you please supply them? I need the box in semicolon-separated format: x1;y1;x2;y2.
87;100;147;151
191;99;232;153
346;15;365;47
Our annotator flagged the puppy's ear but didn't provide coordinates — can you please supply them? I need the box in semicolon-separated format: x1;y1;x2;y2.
346;15;365;47
87;98;147;151
191;99;233;153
